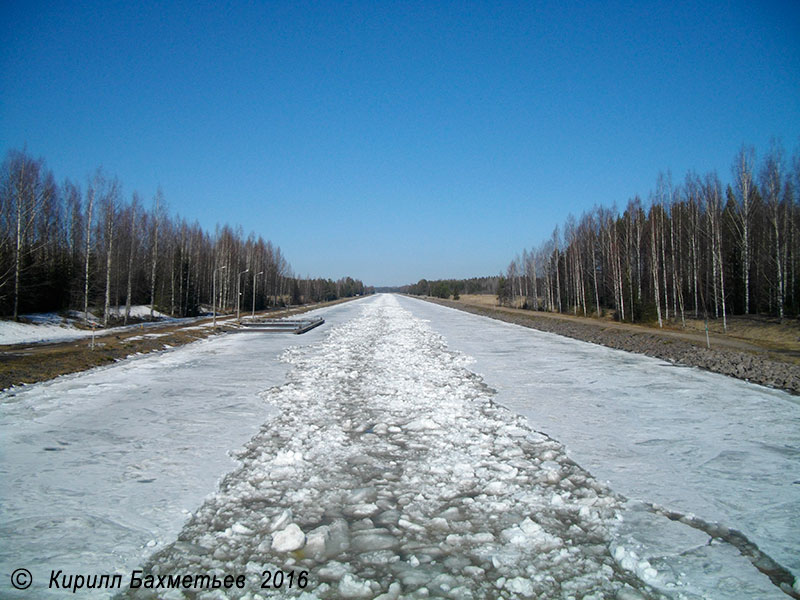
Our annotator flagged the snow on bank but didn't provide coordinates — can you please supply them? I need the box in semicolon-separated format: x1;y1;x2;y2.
106;305;169;319
0;306;172;345
0;315;95;345
128;295;656;599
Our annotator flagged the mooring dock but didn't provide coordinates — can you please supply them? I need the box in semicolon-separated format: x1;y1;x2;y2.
232;316;324;334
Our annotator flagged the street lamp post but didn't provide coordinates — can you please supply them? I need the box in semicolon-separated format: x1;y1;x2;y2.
252;271;264;318
237;269;249;322
212;265;227;328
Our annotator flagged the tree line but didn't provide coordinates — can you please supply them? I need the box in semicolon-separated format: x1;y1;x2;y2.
500;142;800;327
0;148;370;323
390;276;499;299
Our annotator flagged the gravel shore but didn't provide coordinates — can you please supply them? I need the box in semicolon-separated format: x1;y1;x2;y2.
424;298;800;396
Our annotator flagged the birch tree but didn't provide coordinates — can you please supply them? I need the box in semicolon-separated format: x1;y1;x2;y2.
84;173;97;321
761;142;786;320
732;146;755;314
0;152;49;319
149;188;162;317
705;173;727;330
649;199;663;327
101;177;120;326
123;194;139;324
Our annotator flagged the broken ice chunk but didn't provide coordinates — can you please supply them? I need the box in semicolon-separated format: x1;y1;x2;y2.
404;417;440;431
274;449;304;465
271;523;306;552
269;509;292;532
351;529;398;552
230;522;254;536
338;573;374;599
504;576;535;597
374;581;402;600
317;560;352;582
345;503;380;518
484;481;505;495
303;525;331;559
311;518;350;557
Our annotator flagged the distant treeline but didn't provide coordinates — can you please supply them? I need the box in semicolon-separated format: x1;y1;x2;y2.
499;142;800;326
0;149;371;322
387;276;498;299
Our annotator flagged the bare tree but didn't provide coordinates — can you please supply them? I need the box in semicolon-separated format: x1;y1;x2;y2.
525;247;539;310
0;152;49;319
101;177;120;326
761;142;786;320
656;174;671;321
149;188;162;317
123;194;140;324
551;227;562;312
705;173;727;331
84;172;98;321
649;199;663;327
589;209;601;316
732;146;756;314
684;174;702;317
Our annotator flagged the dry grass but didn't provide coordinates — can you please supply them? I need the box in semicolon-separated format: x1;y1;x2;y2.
681;315;800;352
459;294;505;307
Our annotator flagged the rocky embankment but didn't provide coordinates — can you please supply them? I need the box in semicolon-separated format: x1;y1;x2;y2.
426;298;800;395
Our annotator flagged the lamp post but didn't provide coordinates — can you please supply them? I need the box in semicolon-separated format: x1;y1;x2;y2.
237;269;249;322
212;265;227;328
252;271;264;318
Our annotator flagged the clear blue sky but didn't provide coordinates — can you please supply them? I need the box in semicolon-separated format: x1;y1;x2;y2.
2;1;799;287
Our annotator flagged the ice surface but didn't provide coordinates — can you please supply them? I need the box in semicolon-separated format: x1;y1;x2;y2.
0;300;365;599
125;295;656;599
394;295;799;598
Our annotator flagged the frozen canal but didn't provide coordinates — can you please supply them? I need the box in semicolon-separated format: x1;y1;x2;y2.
392;296;800;599
0;301;360;599
1;294;799;599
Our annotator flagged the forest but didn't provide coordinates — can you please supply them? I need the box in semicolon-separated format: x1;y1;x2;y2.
409;143;800;328
381;276;499;299
0;149;371;323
